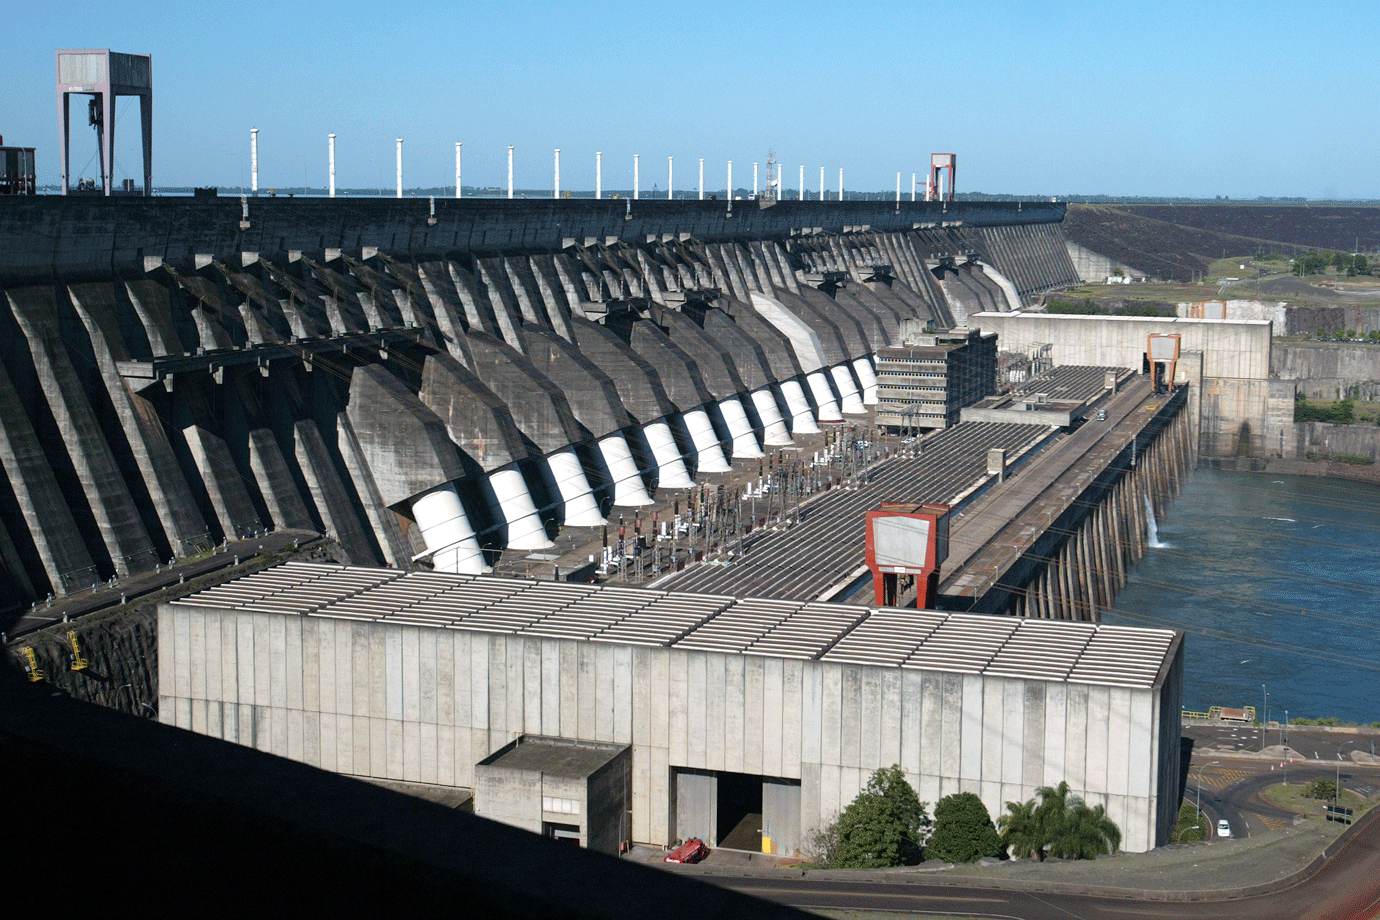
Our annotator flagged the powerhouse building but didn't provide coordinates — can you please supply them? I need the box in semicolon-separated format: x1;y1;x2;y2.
159;563;1184;855
874;327;999;431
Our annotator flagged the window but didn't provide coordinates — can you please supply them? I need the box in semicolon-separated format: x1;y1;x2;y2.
543;795;581;815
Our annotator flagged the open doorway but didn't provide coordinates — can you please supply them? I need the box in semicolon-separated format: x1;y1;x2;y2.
716;771;763;851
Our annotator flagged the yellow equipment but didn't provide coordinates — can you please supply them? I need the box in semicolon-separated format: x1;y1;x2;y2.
22;647;44;682
68;631;89;671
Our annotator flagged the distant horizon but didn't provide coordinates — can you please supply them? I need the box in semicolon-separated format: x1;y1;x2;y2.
29;184;1380;207
7;2;1379;199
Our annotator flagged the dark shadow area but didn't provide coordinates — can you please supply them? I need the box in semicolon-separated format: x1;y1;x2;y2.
0;660;811;918
717;770;764;851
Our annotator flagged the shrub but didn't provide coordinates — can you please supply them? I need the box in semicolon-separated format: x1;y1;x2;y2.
833;766;930;868
926;792;1003;864
1306;778;1338;801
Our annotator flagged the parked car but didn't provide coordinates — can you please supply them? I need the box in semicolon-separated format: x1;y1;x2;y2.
1216;819;1232;839
1095;409;1108;421
664;838;709;863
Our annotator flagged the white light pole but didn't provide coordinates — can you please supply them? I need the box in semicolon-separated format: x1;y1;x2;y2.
1338;741;1356;807
328;134;336;198
819;166;824;202
667;156;673;200
396;138;403;198
753;161;758;198
799;164;804;200
507;145;514;199
1261;684;1268;752
896;171;901;206
455;142;462;198
251;128;259;193
554;148;560;199
634;154;639;200
727;160;732;199
1194;760;1220;819
699;158;704;200
838;167;844;202
911;172;917;202
596;151;602;199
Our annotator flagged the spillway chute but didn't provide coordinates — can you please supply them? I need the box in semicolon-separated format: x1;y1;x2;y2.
411;484;491;574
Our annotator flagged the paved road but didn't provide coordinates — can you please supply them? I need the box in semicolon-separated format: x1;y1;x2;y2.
1194;759;1380;841
704;807;1380;918
1187;722;1380;762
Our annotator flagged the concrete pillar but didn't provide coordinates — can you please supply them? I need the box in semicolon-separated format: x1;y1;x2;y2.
912;172;917;202
508;145;514;199
554;148;560;199
456;142;462;198
251;128;259;193
819;167;824;202
838;168;843;201
668;156;673;200
799;165;804;201
396;138;403;198
727;160;732;200
987;448;1007;483
634;154;639;200
329;134;336;198
596;151;602;199
699;158;704;200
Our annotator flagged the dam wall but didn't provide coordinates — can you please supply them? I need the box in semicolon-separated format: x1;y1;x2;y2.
970;312;1283;457
0;198;1079;611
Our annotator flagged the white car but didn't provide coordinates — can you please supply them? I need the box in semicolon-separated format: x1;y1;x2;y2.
1216;819;1232;839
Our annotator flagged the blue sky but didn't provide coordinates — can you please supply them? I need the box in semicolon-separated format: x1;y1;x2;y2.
6;1;1378;198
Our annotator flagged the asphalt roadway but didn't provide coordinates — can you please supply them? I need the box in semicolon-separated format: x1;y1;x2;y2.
697;807;1380;919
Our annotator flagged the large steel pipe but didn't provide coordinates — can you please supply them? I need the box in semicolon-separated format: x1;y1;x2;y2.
806;371;843;423
412;484;490;574
718;397;764;459
831;364;867;415
644;419;695;489
488;468;553;550
547;449;605;526
780;378;822;434
853;356;879;406
683;408;731;473
750;387;793;446
598;434;654;506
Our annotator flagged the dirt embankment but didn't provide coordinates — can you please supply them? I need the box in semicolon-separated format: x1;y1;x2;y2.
1063;204;1380;282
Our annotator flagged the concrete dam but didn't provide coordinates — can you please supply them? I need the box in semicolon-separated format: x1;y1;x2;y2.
0;197;1078;612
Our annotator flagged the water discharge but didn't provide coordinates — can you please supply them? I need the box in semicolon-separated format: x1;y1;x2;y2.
1144;494;1171;549
1105;468;1380;724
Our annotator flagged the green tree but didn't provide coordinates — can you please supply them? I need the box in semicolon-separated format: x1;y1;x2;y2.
997;799;1044;860
926;792;1003;863
999;781;1121;861
1048;801;1122;859
1306;777;1338;801
833;765;930;868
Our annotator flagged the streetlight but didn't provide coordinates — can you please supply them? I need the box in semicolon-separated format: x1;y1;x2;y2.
1194;760;1220;819
1260;683;1269;752
1337;741;1356;807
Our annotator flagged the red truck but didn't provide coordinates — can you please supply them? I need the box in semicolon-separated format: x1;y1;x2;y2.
663;838;709;864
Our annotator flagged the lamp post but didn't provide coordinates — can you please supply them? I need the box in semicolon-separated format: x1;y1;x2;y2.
1337;741;1356;807
1194;760;1220;819
1261;683;1268;751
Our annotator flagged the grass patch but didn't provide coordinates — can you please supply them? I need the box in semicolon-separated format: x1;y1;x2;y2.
1173;802;1208;843
1261;782;1372;821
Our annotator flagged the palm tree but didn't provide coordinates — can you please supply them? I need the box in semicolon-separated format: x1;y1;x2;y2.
997;799;1044;860
1047;801;1121;859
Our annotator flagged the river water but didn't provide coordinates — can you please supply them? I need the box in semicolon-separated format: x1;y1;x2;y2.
1103;468;1380;725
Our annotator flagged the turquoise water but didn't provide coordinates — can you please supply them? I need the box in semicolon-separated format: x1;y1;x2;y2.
1103;468;1380;725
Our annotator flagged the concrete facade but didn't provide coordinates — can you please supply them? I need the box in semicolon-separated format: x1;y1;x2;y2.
970;312;1277;456
159;578;1183;856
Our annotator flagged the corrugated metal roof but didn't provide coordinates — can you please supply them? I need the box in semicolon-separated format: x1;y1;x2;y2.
173;563;1176;689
